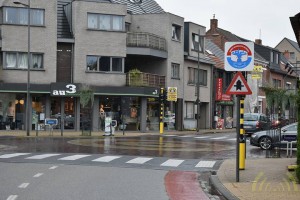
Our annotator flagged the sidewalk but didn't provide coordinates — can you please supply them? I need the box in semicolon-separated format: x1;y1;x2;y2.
211;158;300;200
0;128;234;137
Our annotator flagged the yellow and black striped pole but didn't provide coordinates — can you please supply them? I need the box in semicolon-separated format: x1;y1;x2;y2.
239;96;245;170
159;88;165;134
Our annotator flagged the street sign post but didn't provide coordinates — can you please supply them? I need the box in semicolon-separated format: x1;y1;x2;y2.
225;42;254;71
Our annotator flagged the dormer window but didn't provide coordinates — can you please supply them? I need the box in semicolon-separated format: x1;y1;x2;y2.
192;33;204;53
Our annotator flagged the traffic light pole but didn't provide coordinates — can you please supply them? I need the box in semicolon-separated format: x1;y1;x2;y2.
159;88;165;134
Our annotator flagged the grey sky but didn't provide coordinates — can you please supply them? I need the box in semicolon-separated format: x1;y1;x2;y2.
155;0;299;47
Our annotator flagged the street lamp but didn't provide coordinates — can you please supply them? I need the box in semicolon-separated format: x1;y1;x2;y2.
14;0;31;136
196;29;201;132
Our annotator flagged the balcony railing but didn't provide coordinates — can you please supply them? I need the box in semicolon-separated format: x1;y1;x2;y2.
127;32;167;51
126;72;165;88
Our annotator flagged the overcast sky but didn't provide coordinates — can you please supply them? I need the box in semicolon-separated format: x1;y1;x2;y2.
155;0;299;47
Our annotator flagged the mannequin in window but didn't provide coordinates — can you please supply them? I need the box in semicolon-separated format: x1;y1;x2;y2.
99;104;105;130
7;101;15;130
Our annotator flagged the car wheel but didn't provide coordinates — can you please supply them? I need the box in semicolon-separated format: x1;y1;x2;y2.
259;136;273;150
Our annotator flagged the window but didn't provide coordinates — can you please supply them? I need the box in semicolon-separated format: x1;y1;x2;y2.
275;53;279;64
171;24;181;41
188;67;207;86
4;52;43;69
171;63;180;79
270;51;274;63
290;52;295;59
4;7;44;26
272;79;281;88
185;101;194;119
192;33;204;52
86;56;123;72
87;13;124;31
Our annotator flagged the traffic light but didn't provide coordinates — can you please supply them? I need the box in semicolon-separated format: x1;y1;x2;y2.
159;88;165;103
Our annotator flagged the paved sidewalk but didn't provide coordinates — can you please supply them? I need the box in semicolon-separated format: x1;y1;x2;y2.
212;158;299;200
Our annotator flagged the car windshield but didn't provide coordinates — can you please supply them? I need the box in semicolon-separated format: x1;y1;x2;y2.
244;114;258;121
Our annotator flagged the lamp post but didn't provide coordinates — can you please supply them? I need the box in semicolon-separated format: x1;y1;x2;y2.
196;29;201;132
14;0;31;136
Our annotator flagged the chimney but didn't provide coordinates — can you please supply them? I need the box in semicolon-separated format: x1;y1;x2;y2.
210;14;218;31
255;39;262;45
283;50;290;59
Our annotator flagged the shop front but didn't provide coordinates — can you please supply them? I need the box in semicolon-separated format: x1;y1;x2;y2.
0;83;160;133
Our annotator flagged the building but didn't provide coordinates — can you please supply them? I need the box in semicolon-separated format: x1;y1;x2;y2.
0;0;213;132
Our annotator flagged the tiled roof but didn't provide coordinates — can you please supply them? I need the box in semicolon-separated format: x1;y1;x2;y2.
205;39;224;69
111;0;165;14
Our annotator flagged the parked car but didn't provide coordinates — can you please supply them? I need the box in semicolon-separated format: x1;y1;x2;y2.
244;113;270;135
250;122;298;150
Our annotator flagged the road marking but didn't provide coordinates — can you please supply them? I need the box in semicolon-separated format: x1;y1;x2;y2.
58;155;91;160
33;173;43;178
7;195;18;200
227;138;236;141
26;154;60;159
178;135;194;138
195;161;216;168
18;183;29;188
161;159;184;167
49;166;58;170
163;135;177;137
0;153;30;159
92;156;121;162
194;136;210;139
211;136;228;140
126;157;153;164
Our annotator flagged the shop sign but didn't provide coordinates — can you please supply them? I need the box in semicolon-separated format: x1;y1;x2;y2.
216;78;222;101
51;83;78;96
167;87;177;101
221;94;231;101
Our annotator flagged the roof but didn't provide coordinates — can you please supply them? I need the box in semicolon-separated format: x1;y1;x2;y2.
111;0;165;14
205;39;224;69
285;37;300;52
290;12;300;46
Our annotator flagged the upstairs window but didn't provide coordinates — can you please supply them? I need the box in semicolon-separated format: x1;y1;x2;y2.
192;33;204;52
188;67;207;86
4;7;44;26
290;52;295;59
87;56;123;72
171;63;180;79
4;52;43;69
88;13;124;31
171;24;181;41
272;79;281;88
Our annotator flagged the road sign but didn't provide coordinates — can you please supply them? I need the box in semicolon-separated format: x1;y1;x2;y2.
167;87;177;101
225;72;252;95
225;42;254;71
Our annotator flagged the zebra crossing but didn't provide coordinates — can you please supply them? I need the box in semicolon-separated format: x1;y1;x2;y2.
0;152;219;171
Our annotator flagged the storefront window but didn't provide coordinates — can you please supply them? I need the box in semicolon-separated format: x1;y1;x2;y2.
0;93;24;130
32;95;46;130
98;96;140;131
51;97;75;130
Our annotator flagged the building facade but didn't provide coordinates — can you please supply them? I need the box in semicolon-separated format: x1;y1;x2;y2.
0;0;213;132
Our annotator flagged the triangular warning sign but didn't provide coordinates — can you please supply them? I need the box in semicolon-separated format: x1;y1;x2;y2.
225;72;252;95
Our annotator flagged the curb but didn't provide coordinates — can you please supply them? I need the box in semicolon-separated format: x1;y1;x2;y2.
209;174;239;200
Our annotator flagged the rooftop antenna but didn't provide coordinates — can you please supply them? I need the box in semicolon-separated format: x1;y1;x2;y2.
213;14;215;19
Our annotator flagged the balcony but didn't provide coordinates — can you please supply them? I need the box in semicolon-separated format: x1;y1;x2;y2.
126;32;167;58
126;72;165;88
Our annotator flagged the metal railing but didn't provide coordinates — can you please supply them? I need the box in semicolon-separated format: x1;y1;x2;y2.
126;32;167;51
126;72;165;88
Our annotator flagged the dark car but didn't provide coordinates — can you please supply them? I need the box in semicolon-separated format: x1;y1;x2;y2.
243;113;270;135
250;122;298;150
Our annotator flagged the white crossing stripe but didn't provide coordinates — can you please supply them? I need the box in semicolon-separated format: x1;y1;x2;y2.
126;157;153;164
0;153;30;159
26;154;60;159
227;138;236;141
49;166;58;170
33;173;43;178
163;135;177;137
195;161;216;168
211;136;228;140
178;135;194;138
160;159;184;167
194;136;211;139
58;155;91;160
6;195;18;200
18;183;29;189
92;156;121;162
